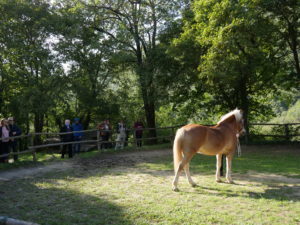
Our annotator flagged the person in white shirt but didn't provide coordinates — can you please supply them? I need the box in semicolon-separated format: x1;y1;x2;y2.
0;119;11;163
115;120;127;150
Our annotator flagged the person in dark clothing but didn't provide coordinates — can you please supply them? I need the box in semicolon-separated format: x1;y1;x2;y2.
98;120;111;149
8;117;22;162
134;120;144;147
0;119;11;163
60;119;74;158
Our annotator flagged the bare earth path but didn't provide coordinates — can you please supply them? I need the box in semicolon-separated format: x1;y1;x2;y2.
0;149;172;181
1;145;299;187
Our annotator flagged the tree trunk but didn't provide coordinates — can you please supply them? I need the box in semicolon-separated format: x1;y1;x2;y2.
34;113;44;145
290;37;300;79
82;111;91;130
137;67;157;144
145;100;157;144
287;21;300;79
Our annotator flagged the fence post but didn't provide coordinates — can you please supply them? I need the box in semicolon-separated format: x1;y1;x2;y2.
30;134;37;162
284;124;290;142
97;130;101;151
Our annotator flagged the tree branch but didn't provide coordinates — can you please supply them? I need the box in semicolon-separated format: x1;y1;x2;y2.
92;26;136;53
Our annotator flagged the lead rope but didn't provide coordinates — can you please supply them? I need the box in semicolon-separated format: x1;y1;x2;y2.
236;134;241;157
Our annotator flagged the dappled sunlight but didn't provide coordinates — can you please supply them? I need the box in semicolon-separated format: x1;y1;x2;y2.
1;145;300;224
1;178;133;225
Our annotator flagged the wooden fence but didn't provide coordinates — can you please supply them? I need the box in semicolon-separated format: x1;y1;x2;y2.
0;123;299;162
247;123;300;142
0;126;180;161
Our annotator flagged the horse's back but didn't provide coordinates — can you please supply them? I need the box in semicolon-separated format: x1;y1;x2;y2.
178;124;229;155
178;124;209;152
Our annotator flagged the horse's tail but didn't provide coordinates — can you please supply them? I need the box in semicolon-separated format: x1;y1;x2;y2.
173;128;184;173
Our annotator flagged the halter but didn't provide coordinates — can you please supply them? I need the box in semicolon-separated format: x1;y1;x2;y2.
236;133;242;157
236;119;244;157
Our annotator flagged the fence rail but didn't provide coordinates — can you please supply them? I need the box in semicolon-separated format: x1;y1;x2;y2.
0;123;299;161
247;122;300;142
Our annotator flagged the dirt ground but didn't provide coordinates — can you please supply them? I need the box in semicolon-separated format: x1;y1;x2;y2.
0;145;299;186
0;149;172;181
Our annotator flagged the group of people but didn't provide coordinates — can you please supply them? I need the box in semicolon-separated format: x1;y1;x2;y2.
97;119;145;150
60;118;83;158
0;117;145;161
0;117;22;163
59;118;145;158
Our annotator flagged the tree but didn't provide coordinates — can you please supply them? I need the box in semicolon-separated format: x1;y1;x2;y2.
174;0;282;137
0;0;64;139
54;2;119;129
257;0;300;81
82;0;185;140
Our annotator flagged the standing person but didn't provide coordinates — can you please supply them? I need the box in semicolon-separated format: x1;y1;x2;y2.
134;120;144;147
105;119;112;148
72;118;83;154
115;120;126;150
60;119;74;158
8;117;22;162
0;119;11;163
98;119;111;149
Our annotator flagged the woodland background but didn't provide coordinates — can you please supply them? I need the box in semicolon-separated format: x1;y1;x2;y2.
0;0;299;139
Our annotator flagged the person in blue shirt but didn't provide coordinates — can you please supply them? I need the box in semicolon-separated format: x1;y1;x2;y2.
72;118;83;154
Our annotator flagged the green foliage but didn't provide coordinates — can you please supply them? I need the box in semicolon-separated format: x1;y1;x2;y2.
0;0;298;135
164;0;299;128
271;100;300;123
0;0;65;133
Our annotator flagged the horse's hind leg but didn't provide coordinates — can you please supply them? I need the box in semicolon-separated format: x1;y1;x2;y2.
172;152;194;191
216;154;223;182
226;154;234;184
184;163;197;187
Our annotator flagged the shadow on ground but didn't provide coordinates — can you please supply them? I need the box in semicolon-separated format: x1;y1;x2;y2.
0;179;132;225
1;144;299;225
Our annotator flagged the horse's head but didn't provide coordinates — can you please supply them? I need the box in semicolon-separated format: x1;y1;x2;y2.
217;108;246;136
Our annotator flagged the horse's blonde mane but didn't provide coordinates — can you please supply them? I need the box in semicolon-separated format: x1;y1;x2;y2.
217;109;242;124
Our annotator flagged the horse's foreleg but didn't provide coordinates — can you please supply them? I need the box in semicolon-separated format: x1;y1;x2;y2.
184;163;197;187
216;154;223;182
226;154;234;184
172;153;194;191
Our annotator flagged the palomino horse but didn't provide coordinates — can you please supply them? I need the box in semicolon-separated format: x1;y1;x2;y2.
172;109;245;191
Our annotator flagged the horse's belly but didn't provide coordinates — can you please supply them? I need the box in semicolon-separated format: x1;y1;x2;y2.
197;147;220;156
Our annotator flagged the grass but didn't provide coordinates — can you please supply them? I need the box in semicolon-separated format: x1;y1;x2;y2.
0;152;63;170
0;145;299;225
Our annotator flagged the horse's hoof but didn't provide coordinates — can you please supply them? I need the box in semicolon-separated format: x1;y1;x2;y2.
191;183;198;188
172;187;179;192
216;179;222;183
227;180;234;184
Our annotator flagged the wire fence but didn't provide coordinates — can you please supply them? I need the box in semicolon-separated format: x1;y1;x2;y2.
0;123;299;162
